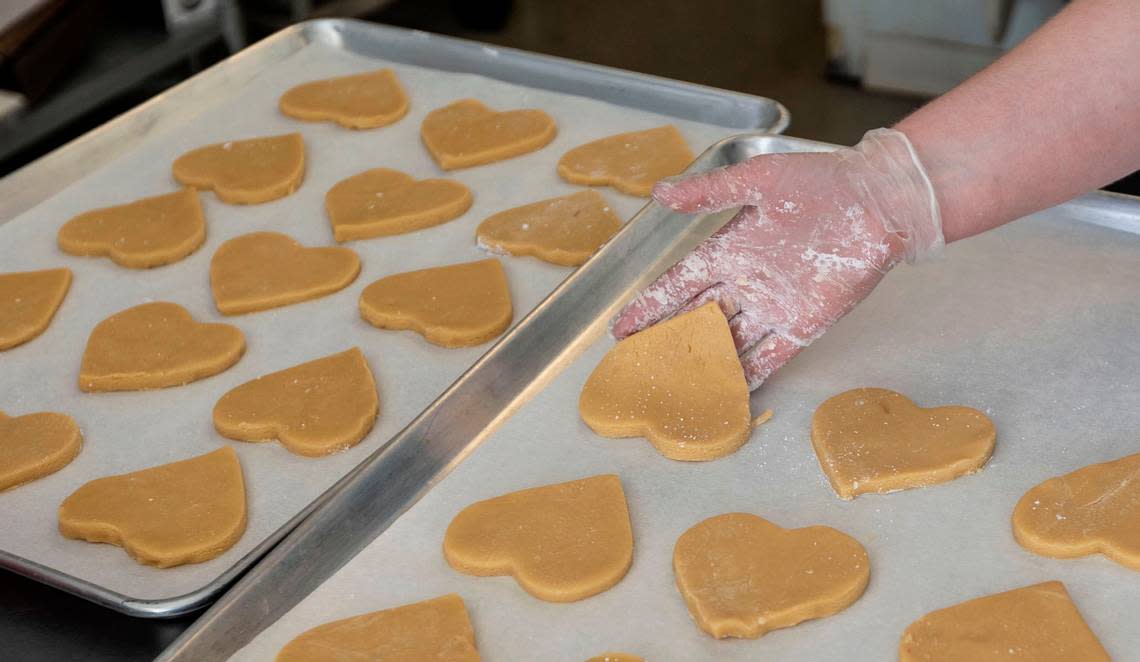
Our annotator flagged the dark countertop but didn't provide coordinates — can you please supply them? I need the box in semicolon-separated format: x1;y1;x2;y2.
1;570;194;662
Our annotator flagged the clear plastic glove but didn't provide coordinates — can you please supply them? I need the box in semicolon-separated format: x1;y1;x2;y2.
611;128;944;390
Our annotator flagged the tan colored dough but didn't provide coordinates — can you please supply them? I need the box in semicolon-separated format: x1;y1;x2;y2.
811;387;995;499
586;655;645;662
443;474;633;602
0;410;82;491
279;68;409;129
172;133;305;204
421;98;557;170
276;593;480;662
210;232;360;315
213;348;379;457
0;268;71;350
359;258;512;348
57;188;206;268
79;302;245;392
58;447;246;568
557;125;693;197
673;512;869;639
899;581;1110;661
476;190;622;266
1012;451;1140;571
326;167;472;242
579;302;751;461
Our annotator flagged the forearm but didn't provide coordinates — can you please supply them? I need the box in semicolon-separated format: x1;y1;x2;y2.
895;0;1140;243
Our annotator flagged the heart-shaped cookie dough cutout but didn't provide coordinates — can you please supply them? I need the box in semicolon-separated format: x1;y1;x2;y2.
277;594;480;662
579;302;751;461
213;348;379;457
326;167;472;242
811;388;996;499
899;581;1110;661
673;512;869;639
0;267;71;351
210;232;360;315
279;68;409;129
58;447;246;568
0;410;82;491
80;301;245;392
173;133;305;204
360;258;512;348
1012;451;1140;571
557;125;693;197
421;98;557;170
443;474;633;602
477;190;622;266
57;188;206;268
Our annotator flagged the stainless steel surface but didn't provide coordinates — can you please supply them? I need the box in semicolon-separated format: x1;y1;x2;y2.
0;20;786;620
0;18;788;221
175;135;1140;661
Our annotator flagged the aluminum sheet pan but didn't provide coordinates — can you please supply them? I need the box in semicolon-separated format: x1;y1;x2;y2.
225;135;1140;661
0;23;763;617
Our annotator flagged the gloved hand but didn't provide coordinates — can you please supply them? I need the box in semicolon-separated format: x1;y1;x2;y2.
611;128;944;390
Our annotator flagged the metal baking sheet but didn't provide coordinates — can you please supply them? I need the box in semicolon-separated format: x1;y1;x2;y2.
208;135;1140;661
0;20;782;617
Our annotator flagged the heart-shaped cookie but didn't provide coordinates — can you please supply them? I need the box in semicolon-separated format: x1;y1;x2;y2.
1012;451;1140;571
80;302;245;392
277;594;480;662
673;512;869;639
899;581;1110;661
210;232;360;315
326;167;472;242
443;474;633;602
57;188;206;268
0;410;82;491
58;447;247;568
0;267;71;351
421;98;557;170
279;68;409;129
811;388;996;499
173;133;305;204
359;258;512;348
477;190;622;266
579;302;752;461
213;348;379;457
557;125;693;197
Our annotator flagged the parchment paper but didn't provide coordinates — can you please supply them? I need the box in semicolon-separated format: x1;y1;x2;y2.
233;205;1140;660
0;42;737;602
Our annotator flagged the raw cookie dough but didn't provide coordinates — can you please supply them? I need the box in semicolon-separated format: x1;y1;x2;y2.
557;125;693;197
0;410;82;491
326;167;472;242
811;387;996;499
173;133;305;204
359;258;512;348
579;302;751;461
210;232;360;315
673;512;870;639
586;655;644;662
279;68;409;129
1012;451;1140;571
57;188;206;268
213;348;379;457
476;190;622;266
58;447;247;568
421;98;557;170
276;594;480;662
79;302;245;392
0;267;71;350
443;474;633;602
899;581;1110;661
